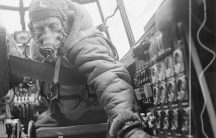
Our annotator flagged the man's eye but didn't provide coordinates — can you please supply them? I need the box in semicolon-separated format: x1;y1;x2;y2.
50;23;59;30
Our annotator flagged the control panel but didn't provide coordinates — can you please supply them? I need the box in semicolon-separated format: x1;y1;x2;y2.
124;0;192;135
133;29;190;138
120;0;215;137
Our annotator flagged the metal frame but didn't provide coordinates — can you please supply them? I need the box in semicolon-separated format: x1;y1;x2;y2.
117;0;135;47
96;0;111;39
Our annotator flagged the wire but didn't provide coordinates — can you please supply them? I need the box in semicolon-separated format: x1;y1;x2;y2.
197;0;216;138
101;6;119;30
189;0;192;136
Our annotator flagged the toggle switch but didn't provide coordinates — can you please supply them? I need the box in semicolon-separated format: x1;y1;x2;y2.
167;81;176;102
151;65;158;84
145;68;151;83
181;108;190;133
160;110;165;130
155;111;161;129
171;109;178;131
149;40;158;61
143;84;153;105
153;87;159;105
176;76;187;101
165;56;174;78
158;61;165;81
157;33;165;56
142;69;147;84
149;42;154;60
152;41;158;60
147;112;156;129
163;110;169;130
173;49;184;74
159;84;167;104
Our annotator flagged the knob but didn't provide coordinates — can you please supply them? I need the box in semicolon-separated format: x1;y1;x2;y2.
147;112;156;128
171;109;178;131
177;76;187;101
159;84;167;104
155;111;161;129
165;56;174;77
158;61;165;81
181;108;190;133
151;65;158;84
157;34;165;56
167;81;176;102
143;84;153;103
163;110;169;130
153;87;159;105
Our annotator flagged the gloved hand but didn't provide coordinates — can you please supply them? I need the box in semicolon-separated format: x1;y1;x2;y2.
123;128;152;138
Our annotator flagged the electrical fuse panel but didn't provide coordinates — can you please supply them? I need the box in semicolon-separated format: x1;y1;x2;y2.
133;29;191;138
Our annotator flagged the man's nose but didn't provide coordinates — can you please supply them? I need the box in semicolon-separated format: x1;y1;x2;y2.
44;26;52;33
39;32;54;45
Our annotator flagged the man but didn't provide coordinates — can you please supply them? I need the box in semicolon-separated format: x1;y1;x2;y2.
28;0;151;137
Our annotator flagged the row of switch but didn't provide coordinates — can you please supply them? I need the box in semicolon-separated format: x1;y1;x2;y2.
135;48;185;87
134;85;153;105
134;75;188;107
153;75;188;105
14;94;39;105
143;107;190;137
134;65;151;86
152;48;185;83
148;32;170;61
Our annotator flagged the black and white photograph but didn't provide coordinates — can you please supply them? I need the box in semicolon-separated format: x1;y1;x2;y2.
0;0;215;138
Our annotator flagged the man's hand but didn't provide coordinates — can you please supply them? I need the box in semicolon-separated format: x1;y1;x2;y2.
123;128;152;138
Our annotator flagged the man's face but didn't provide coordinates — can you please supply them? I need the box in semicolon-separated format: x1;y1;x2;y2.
32;17;63;57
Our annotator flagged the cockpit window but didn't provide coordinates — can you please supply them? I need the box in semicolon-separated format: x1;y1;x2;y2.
23;0;31;7
0;0;19;7
0;0;164;58
124;0;164;41
99;0;130;59
0;0;31;7
83;3;102;26
0;0;31;33
0;11;21;33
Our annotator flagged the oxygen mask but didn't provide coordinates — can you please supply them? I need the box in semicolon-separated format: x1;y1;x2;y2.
37;31;65;63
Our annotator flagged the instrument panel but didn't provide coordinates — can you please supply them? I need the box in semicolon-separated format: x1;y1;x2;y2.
133;30;190;137
121;0;192;137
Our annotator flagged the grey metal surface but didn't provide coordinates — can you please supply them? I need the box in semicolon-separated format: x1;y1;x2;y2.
9;56;86;85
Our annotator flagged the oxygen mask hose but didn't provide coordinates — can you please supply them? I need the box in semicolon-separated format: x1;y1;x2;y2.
40;46;54;57
39;46;56;64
